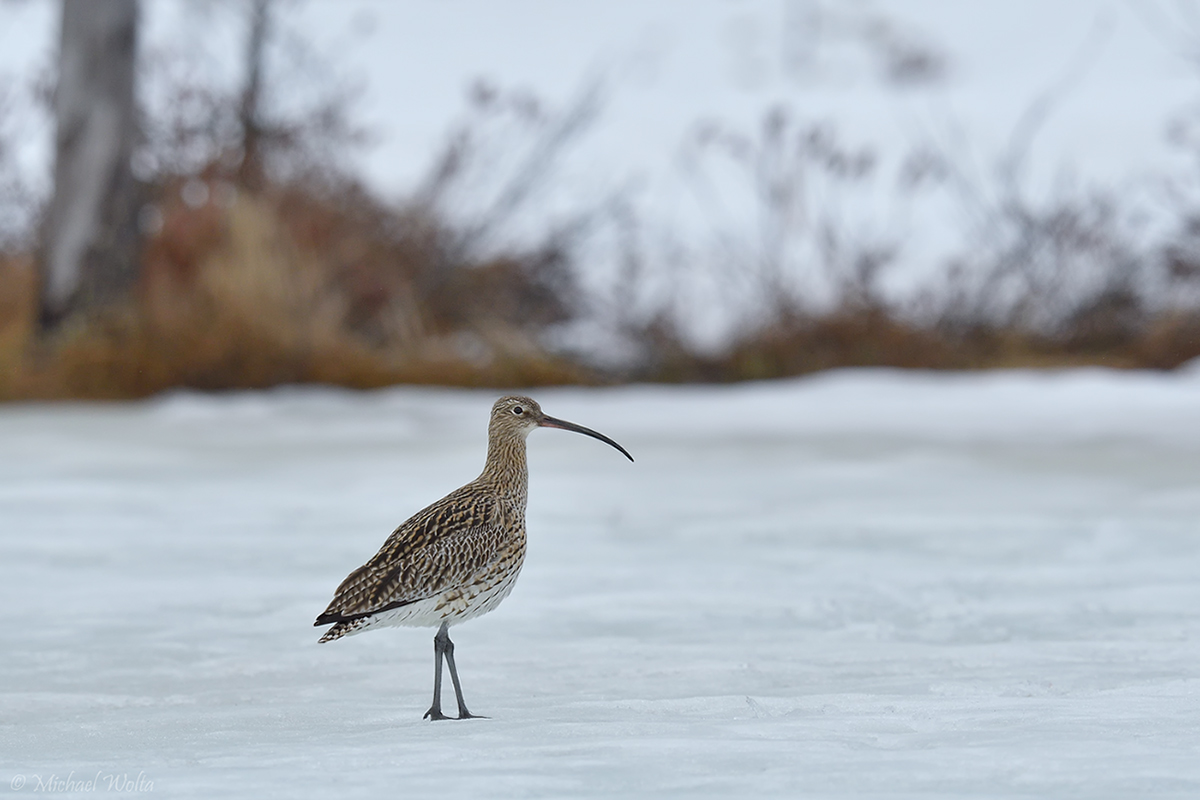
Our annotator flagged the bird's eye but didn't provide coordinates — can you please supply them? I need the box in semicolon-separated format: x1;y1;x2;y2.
512;406;524;415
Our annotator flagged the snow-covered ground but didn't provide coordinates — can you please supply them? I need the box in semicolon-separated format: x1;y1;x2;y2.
3;369;1200;797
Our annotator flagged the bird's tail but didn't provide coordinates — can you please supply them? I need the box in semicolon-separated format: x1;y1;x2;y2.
316;618;368;643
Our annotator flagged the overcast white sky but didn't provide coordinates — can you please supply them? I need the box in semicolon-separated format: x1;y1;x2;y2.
2;0;1196;197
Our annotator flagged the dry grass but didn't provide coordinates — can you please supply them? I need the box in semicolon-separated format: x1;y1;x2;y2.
8;77;1200;399
627;304;1200;384
5;180;1200;401
0;189;590;401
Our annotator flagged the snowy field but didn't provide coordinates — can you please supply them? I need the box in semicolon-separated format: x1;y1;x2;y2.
3;369;1200;798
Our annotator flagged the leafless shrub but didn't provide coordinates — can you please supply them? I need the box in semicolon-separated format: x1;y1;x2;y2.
635;107;906;353
781;1;948;88
933;188;1149;340
413;78;606;260
137;1;368;189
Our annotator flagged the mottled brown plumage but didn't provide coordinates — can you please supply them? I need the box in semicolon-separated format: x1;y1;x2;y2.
314;394;632;720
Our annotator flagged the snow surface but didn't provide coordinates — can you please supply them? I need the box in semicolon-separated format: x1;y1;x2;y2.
3;369;1200;797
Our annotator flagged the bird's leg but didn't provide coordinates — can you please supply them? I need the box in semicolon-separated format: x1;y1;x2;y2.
423;622;451;721
441;627;487;720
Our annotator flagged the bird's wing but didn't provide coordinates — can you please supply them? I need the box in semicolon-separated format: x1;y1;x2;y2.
315;487;507;625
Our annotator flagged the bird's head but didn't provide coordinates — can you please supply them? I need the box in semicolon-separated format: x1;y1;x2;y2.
489;395;633;461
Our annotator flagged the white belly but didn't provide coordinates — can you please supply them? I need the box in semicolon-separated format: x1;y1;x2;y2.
345;560;524;635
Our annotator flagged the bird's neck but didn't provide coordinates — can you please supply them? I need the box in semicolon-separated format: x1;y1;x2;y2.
479;431;529;501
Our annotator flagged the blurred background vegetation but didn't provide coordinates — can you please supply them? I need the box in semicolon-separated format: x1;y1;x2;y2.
4;0;1200;400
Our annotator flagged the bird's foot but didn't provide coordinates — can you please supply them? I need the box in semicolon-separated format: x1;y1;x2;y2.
456;710;489;720
423;707;452;721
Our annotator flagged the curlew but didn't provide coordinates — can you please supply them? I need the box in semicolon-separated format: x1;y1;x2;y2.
315;395;633;720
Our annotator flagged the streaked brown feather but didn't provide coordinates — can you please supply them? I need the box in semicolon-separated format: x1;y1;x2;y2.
315;485;507;624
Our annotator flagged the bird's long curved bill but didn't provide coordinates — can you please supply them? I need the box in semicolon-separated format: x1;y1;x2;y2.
540;415;634;462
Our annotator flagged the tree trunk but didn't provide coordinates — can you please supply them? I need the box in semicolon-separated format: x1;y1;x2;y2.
40;0;141;330
238;0;271;191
